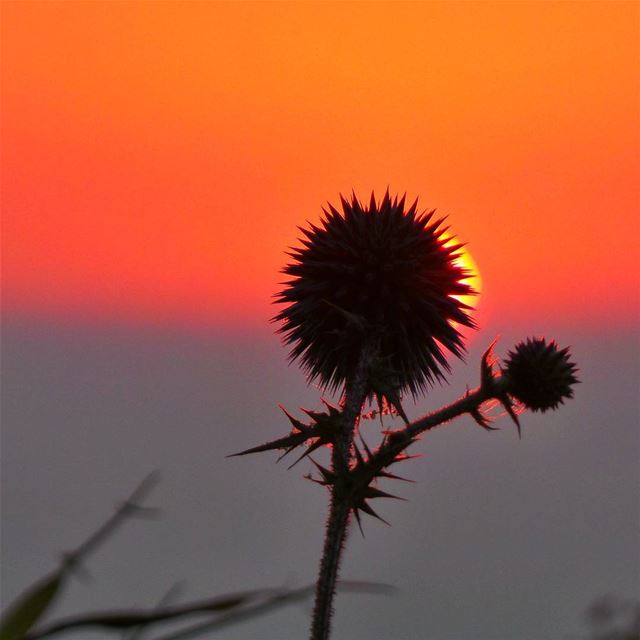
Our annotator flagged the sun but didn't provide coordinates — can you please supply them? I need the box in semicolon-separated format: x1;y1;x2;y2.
445;236;482;312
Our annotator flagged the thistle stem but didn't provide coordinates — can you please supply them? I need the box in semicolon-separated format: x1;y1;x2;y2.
333;342;377;473
310;496;350;640
310;342;376;640
370;378;510;469
408;376;512;437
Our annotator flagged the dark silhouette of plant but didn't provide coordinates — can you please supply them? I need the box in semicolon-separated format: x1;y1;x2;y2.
273;191;475;396
2;191;581;640
234;190;580;640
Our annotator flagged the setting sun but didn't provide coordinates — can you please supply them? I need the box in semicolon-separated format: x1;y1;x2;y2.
455;248;482;310
444;236;482;316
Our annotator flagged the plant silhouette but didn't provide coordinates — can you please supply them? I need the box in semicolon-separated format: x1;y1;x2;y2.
2;191;582;640
234;190;580;640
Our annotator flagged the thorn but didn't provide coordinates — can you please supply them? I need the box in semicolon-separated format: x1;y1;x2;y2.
276;446;297;463
309;458;335;484
498;393;521;438
357;501;391;526
304;472;325;486
286;440;324;469
279;405;311;432
321;399;341;414
361;438;373;459
364;486;406;501
470;407;498;431
301;407;325;422
377;470;415;483
353;509;365;537
227;430;308;458
481;337;500;391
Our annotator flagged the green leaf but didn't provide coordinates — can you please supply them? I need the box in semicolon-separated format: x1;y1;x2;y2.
0;570;64;640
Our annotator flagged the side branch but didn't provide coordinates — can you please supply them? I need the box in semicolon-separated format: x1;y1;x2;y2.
369;375;512;471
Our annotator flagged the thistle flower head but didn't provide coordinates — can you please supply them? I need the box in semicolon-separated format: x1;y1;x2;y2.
503;338;579;412
274;191;476;395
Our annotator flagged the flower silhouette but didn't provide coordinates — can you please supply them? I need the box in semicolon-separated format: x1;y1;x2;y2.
274;191;476;395
503;337;579;412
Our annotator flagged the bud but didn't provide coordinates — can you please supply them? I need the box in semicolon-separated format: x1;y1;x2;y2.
503;338;579;412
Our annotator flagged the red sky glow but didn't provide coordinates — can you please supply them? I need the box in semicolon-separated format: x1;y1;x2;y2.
3;1;638;331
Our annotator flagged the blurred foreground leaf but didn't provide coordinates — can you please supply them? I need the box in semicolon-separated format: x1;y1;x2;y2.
1;474;158;640
23;582;394;640
0;570;65;640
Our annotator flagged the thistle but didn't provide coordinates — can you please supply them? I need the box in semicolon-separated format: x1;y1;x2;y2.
502;338;580;412
232;190;579;640
274;190;476;396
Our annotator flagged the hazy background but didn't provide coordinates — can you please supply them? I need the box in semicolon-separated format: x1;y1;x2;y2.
2;317;639;639
2;2;639;639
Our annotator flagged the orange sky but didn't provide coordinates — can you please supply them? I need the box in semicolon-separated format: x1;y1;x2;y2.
2;1;638;331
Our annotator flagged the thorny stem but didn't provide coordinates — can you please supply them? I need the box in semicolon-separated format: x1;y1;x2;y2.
333;341;378;473
310;497;351;640
310;341;377;640
371;377;510;470
311;372;511;640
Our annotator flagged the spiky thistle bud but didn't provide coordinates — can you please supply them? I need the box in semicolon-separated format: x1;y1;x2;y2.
502;338;579;412
274;191;476;395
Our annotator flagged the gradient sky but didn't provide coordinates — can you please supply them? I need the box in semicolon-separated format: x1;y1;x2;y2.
3;0;638;329
2;3;639;640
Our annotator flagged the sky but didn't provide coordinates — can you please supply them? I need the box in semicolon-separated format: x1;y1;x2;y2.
2;2;639;640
